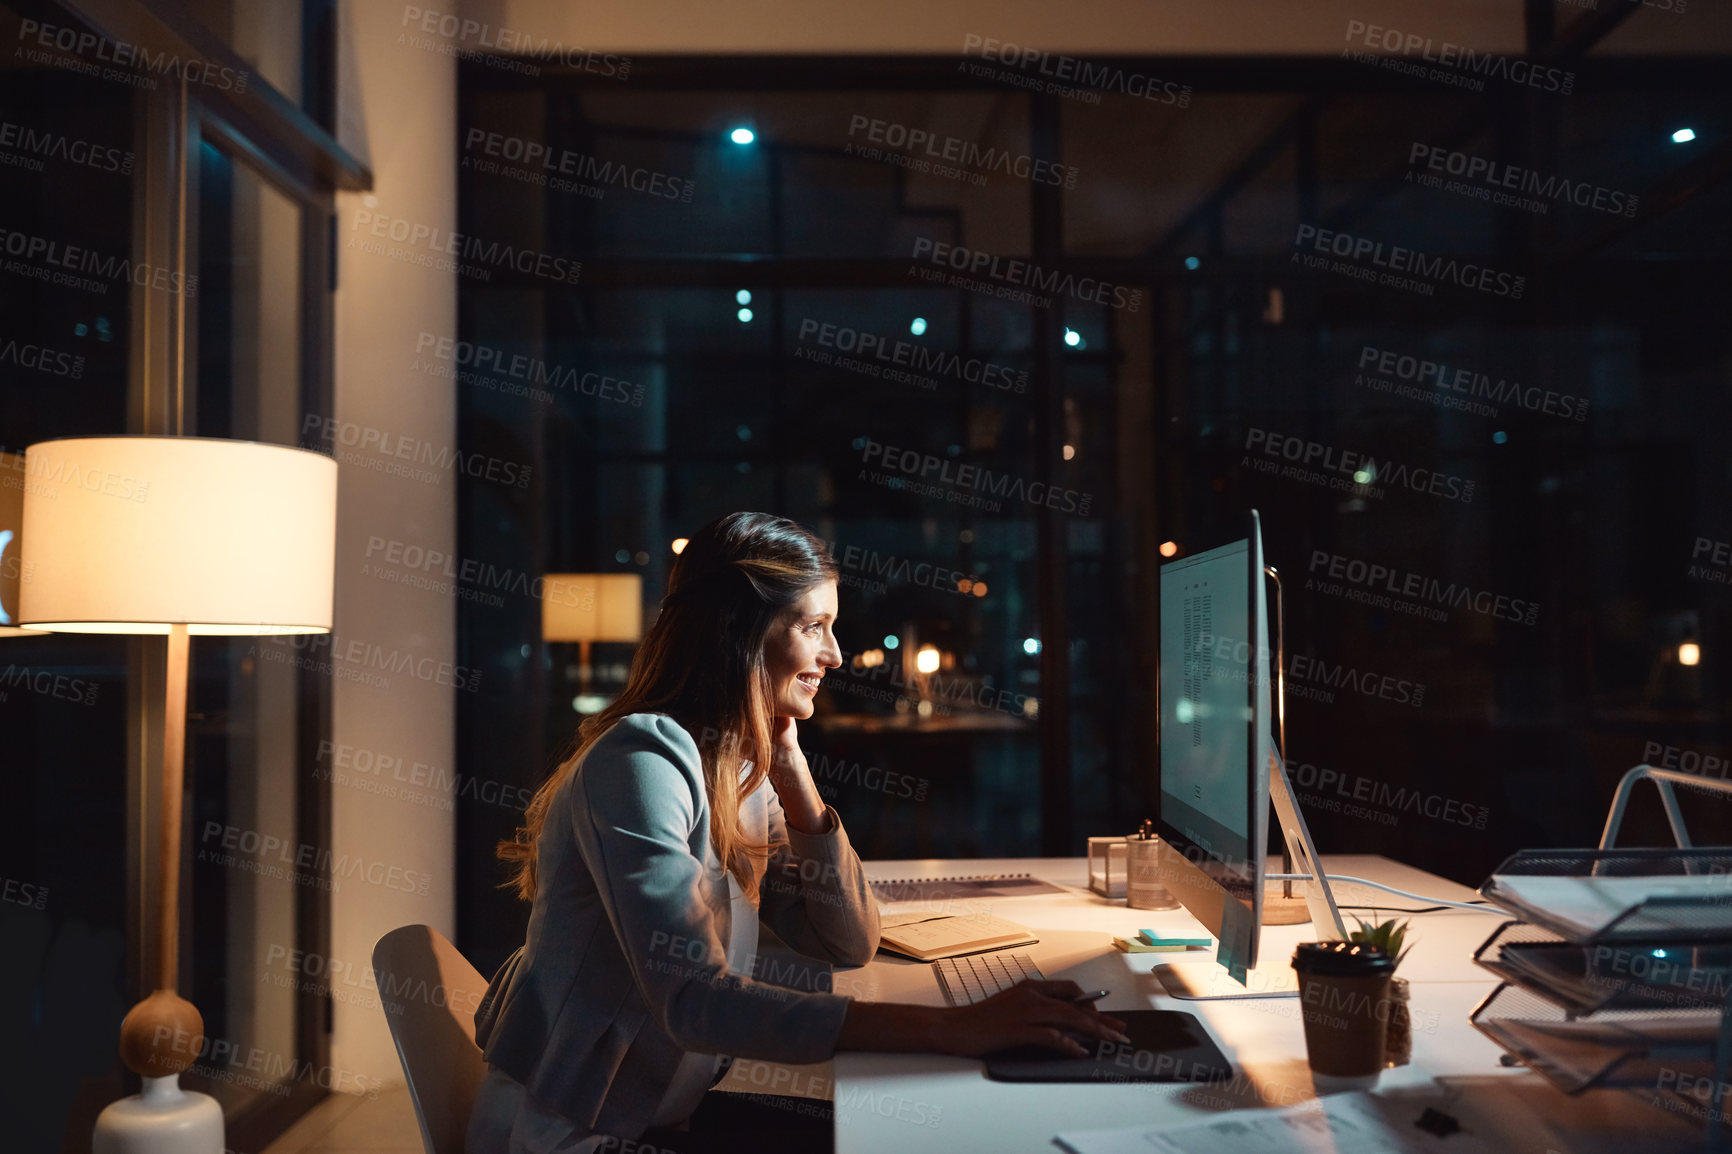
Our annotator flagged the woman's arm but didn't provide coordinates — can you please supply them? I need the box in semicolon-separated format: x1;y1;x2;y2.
838;981;1131;1057
756;726;882;965
570;715;858;1064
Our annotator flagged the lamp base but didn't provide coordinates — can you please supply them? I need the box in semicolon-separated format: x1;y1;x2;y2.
93;1074;223;1154
1262;892;1314;925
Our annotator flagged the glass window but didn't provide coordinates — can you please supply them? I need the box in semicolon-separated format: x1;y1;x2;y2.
186;140;310;1117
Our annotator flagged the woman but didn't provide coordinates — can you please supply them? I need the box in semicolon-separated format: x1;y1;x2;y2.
468;512;1128;1154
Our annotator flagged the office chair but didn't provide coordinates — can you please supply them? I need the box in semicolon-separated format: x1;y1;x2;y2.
371;925;490;1154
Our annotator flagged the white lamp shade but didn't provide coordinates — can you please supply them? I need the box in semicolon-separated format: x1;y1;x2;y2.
0;452;46;636
18;435;337;634
542;573;643;643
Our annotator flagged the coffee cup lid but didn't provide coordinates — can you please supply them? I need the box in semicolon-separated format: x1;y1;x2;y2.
1291;941;1395;976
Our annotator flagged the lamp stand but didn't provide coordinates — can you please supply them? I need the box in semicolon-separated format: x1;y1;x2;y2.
578;638;593;697
94;624;223;1154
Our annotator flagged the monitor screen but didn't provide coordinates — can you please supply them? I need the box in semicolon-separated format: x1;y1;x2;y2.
1158;537;1257;872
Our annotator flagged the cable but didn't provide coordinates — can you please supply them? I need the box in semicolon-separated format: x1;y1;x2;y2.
1266;873;1501;914
1337;905;1472;915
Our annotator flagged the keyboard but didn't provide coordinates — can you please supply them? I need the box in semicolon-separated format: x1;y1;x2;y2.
932;951;1047;1006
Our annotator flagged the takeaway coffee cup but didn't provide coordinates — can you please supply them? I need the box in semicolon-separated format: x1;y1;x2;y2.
1291;941;1395;1090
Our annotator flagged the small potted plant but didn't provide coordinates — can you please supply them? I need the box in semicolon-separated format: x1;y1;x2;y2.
1349;916;1413;1066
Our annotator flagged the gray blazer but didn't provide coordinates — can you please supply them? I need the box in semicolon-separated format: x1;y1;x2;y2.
472;712;881;1139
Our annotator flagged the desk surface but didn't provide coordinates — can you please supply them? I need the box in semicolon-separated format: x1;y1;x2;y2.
718;854;1714;1154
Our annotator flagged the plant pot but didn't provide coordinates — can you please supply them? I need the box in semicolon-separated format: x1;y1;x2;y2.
1384;976;1412;1067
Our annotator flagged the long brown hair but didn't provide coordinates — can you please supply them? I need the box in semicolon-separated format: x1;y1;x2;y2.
498;511;839;902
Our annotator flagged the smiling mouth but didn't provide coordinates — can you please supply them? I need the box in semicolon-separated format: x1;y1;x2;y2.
795;672;823;693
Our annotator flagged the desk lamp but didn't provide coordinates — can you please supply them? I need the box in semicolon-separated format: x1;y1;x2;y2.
19;435;336;1154
541;572;642;712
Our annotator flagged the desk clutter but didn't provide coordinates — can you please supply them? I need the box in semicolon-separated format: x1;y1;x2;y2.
1472;847;1732;1141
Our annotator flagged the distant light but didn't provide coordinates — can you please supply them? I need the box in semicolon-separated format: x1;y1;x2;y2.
634;551;649;565
1492;430;1509;445
1160;540;1179;558
1023;697;1039;718
958;579;973;593
615;549;630;563
884;635;900;650
1063;444;1076;460
736;289;752;305
1654;948;1669;958
910;317;928;336
972;582;988;597
916;646;941;674
736;424;752;441
730;127;756;145
520;643;531;658
1023;637;1042;655
1184;256;1200;271
737;307;754;323
1064;328;1082;347
1680;642;1702;667
1672;127;1697;144
672;537;689;554
1353;467;1374;485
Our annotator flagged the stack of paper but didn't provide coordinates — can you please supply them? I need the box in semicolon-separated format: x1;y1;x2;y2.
1055;1091;1499;1154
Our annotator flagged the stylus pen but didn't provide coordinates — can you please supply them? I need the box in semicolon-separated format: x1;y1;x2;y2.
1071;989;1110;1005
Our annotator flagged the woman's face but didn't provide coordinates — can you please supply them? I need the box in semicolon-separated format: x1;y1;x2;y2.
763;580;841;719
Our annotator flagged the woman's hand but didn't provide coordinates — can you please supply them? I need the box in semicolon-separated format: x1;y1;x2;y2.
943;980;1130;1057
836;981;1131;1057
759;716;830;834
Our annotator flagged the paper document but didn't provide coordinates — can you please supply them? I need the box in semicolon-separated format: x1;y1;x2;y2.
1484;873;1732;939
1053;1091;1499;1154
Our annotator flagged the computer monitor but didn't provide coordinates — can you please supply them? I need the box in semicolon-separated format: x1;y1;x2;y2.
1154;509;1345;990
1155;510;1272;979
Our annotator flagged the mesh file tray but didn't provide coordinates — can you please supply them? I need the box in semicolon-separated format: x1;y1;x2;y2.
1480;848;1732;944
1470;981;1726;1095
1472;846;1732;1118
1474;921;1732;1015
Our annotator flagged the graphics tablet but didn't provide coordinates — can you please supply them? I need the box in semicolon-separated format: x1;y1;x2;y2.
983;1008;1232;1083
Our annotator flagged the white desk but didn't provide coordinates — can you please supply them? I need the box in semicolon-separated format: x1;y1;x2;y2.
719;854;1714;1153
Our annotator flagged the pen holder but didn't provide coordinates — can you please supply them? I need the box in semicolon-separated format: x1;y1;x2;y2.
1127;835;1180;910
1088;837;1128;899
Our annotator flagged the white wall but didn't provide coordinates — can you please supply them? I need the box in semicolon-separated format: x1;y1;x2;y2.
329;0;458;1086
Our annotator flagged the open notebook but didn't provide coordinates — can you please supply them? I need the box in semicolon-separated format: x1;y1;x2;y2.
877;911;1038;962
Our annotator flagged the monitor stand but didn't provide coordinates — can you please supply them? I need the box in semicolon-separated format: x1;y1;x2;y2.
1154;750;1347;999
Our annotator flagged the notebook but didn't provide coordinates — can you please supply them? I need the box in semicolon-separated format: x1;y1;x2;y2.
877;911;1038;962
868;872;1069;901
